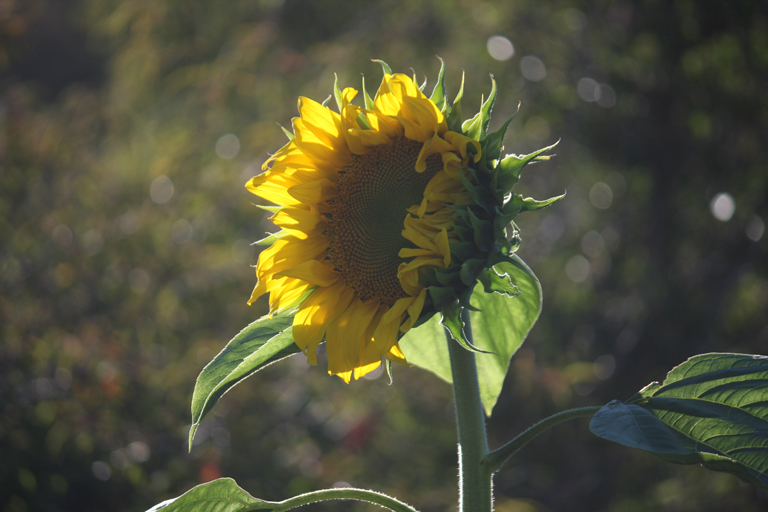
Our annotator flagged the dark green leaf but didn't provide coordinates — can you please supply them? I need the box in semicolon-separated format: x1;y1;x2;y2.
400;255;542;415
590;353;768;489
146;478;273;511
189;310;300;449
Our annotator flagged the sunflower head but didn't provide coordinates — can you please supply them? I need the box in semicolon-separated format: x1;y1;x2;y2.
247;59;560;382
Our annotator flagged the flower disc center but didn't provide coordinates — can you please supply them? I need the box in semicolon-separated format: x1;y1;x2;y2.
327;137;442;305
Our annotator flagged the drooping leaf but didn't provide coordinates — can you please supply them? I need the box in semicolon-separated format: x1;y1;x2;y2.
145;478;273;512
189;310;301;449
590;353;768;489
400;255;542;415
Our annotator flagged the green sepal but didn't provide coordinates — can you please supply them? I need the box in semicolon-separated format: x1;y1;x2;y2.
418;75;428;92
256;205;284;214
460;258;486;286
461;173;497;214
453;223;475;243
454;286;477;311
497;141;558;192
372;59;393;75
468;208;494;251
450;241;481;262
446;71;465;132
434;267;464;288
277;123;294;140
253;230;290;246
478;266;521;297
429;57;448;112
361;75;375;110
384;359;394;385
428;286;458;311
333;73;343;112
462;76;497;141
356;112;372;130
441;301;492;354
321;94;332;108
483;103;519;163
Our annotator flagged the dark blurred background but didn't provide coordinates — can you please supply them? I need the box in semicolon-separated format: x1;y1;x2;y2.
2;0;767;511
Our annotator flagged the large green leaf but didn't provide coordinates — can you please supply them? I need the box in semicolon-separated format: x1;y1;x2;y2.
189;310;300;449
590;353;768;489
399;255;542;415
146;478;272;511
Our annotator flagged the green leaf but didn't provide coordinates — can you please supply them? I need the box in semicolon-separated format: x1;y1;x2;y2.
399;255;542;415
189;310;301;449
429;57;448;112
590;353;768;489
146;478;273;511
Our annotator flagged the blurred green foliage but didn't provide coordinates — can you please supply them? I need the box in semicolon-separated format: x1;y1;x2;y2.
2;0;767;511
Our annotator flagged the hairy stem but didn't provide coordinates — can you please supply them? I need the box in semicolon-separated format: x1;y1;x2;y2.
446;308;492;512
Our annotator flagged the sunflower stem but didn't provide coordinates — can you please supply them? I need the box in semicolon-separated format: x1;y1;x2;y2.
446;308;492;512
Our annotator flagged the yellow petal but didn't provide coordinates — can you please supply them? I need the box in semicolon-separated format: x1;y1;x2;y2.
387;343;408;366
270;207;324;239
298;96;343;144
401;288;427;332
326;298;379;378
293;282;354;364
276;259;339;287
255;234;328;279
287;179;338;203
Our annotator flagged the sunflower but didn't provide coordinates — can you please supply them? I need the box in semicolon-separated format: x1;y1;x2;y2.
247;61;558;382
